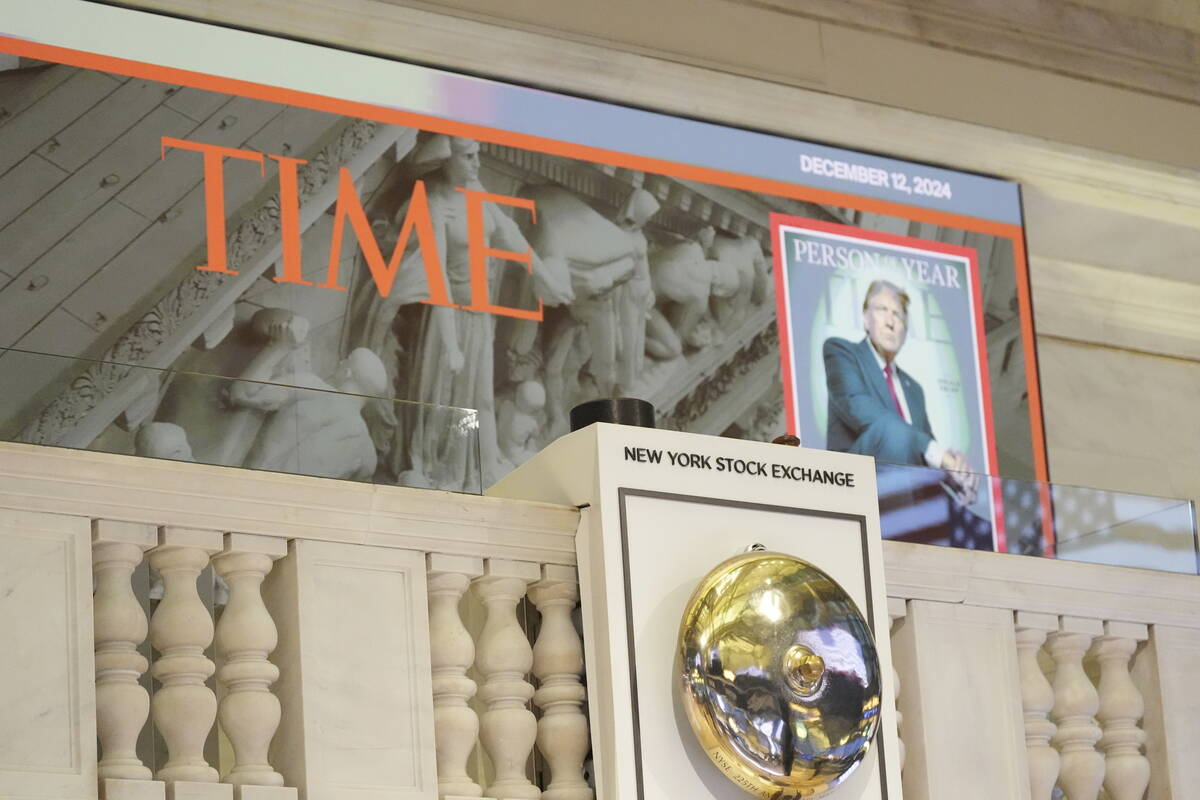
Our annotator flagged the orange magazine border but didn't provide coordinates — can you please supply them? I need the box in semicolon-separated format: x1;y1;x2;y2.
770;215;1006;552
0;34;1052;548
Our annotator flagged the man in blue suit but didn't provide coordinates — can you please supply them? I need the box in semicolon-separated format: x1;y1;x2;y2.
823;280;968;472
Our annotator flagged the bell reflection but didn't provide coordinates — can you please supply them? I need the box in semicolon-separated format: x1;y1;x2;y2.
678;552;881;797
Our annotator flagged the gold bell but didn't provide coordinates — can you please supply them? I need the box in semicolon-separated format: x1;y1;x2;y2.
677;551;882;797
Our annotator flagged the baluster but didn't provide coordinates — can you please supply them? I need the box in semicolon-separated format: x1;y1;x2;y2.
887;598;906;772
1016;612;1060;800
1048;617;1105;800
474;559;541;800
1093;622;1150;800
94;520;165;799
530;565;591;800
148;527;223;790
428;554;485;799
212;533;290;792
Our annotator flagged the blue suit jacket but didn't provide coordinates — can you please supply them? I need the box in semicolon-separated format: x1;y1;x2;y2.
823;337;934;466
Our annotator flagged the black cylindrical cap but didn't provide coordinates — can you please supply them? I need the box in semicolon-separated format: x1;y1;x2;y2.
570;398;656;431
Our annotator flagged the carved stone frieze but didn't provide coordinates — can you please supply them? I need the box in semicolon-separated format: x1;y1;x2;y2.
658;321;779;432
744;392;785;442
19;119;380;445
482;140;781;244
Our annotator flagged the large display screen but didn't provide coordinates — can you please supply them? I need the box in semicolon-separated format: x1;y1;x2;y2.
0;3;1047;552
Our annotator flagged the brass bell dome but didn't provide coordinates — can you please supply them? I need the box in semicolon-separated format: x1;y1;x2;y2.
677;551;882;797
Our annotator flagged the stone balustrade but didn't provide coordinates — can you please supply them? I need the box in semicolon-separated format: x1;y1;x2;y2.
91;524;296;800
1011;615;1152;800
885;539;1194;800
86;523;591;800
426;555;591;800
0;443;1198;800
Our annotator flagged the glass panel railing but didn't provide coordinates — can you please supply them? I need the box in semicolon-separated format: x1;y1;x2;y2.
0;346;482;494
2;345;1195;572
1049;484;1196;573
876;461;1199;575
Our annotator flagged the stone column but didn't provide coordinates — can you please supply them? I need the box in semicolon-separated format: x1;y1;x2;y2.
1015;612;1060;800
428;553;485;799
93;522;157;784
1093;621;1149;800
1048;617;1104;800
473;559;541;800
530;565;591;800
212;533;292;795
148;527;228;798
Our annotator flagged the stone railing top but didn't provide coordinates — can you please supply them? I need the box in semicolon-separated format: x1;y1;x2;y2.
3;440;1198;628
884;540;1200;631
0;441;578;566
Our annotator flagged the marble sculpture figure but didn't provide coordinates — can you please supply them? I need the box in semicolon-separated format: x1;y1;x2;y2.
646;227;717;360
516;184;638;438
227;309;388;482
348;134;572;490
133;421;195;462
613;188;661;395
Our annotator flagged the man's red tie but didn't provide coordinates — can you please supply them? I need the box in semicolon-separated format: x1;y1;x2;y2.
884;363;905;420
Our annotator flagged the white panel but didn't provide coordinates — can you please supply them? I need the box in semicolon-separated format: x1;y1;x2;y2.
0;509;97;799
264;539;436;800
496;424;901;800
1134;625;1200;800
891;601;1030;800
622;493;888;800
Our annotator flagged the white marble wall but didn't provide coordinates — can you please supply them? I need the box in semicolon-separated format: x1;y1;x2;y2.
263;539;438;800
121;0;1200;168
891;601;1030;800
0;509;96;799
1038;337;1200;504
1034;335;1200;572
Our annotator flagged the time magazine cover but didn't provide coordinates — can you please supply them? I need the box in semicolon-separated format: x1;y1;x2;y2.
773;216;1003;550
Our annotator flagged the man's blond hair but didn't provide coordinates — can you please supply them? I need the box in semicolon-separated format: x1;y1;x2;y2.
862;279;910;317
